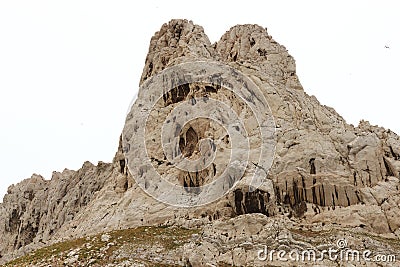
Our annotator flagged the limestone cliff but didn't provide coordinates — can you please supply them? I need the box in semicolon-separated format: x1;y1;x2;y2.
1;19;400;266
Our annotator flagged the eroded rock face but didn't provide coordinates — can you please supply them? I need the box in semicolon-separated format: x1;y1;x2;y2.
1;19;400;264
0;161;114;260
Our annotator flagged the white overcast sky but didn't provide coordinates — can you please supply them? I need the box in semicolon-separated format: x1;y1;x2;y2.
0;1;399;200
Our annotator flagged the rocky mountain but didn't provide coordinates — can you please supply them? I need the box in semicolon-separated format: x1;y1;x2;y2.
1;19;400;266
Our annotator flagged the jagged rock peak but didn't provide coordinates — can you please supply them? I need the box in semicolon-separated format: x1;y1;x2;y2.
140;19;215;84
216;24;302;90
141;19;302;90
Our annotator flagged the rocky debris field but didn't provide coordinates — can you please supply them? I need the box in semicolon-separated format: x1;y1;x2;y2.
3;214;400;267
